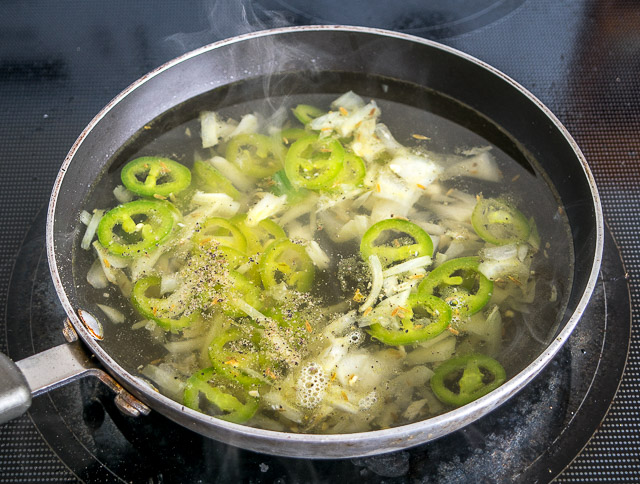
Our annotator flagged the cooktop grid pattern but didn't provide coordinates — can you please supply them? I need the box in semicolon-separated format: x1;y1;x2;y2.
1;0;638;481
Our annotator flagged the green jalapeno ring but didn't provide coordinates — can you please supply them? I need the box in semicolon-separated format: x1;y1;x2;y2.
226;133;284;179
131;276;197;332
219;270;263;317
230;214;287;255
360;219;433;267
284;135;345;190
193;217;247;253
97;199;176;257
418;257;493;318
259;239;315;292
332;152;366;188
430;353;506;407
279;128;310;146
192;160;240;200
471;197;531;245
183;368;259;423
121;156;191;197
292;104;325;125
198;244;248;269
208;327;263;387
368;293;452;346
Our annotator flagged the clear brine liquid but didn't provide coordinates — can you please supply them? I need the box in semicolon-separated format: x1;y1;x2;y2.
74;90;573;434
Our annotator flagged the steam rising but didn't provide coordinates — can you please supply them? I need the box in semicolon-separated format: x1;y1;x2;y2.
166;0;292;53
165;0;319;123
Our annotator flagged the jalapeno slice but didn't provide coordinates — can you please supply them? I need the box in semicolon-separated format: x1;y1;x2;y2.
97;199;176;256
430;353;506;407
360;219;433;267
418;257;493;319
209;327;263;387
183;368;258;423
471;197;530;245
279;128;310;147
332;152;366;188
292;104;324;125
231;214;286;254
219;270;263;317
226;133;284;179
284;135;345;190
121;156;191;197
193;217;247;253
260;239;315;292
368;293;452;346
131;276;197;332
192;160;240;200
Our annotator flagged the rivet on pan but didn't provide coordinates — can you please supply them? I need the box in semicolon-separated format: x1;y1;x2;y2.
114;394;141;418
62;318;78;342
77;309;104;340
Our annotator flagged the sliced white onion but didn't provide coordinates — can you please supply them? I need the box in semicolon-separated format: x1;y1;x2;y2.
80;210;92;225
442;151;502;182
359;255;383;313
113;185;135;204
200;111;237;148
330;91;365;111
428;201;474;223
190;191;240;218
92;241;132;296
482;244;519;261
262;391;304;424
141;364;186;401
374;170;421;205
227;113;258;138
359;289;411;327
407;336;457;365
208;156;253;191
323;310;357;337
285;222;314;242
277;194;318;227
130;246;165;281
389;153;442;189
234;299;270;323
87;259;109;289
131;319;151;330
382;255;432;278
374;124;403;153
164;337;206;353
246;193;287;226
80;209;104;250
305;240;330;270
96;303;125;324
337;215;369;241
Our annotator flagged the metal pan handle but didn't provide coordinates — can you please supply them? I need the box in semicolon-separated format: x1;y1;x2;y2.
0;353;31;424
0;340;149;425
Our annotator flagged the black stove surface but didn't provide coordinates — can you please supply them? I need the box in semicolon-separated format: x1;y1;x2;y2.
4;206;631;483
1;1;639;482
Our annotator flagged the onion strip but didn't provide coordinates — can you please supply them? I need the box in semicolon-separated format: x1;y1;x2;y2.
359;255;383;313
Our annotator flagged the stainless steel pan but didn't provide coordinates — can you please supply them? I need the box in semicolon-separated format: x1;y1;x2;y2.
0;26;603;458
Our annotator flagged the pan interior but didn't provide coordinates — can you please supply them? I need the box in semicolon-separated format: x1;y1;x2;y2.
70;71;574;433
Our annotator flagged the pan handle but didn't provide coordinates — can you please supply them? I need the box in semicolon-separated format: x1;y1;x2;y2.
0;353;31;424
0;341;149;425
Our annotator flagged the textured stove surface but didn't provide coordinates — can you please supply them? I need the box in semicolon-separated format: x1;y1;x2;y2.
0;0;639;482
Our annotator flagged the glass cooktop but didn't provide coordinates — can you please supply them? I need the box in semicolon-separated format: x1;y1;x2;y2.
1;0;639;482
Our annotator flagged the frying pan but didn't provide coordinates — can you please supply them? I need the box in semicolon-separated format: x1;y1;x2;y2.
0;26;603;458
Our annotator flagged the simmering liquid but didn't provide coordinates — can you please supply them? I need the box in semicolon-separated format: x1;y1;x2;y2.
74;89;572;434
